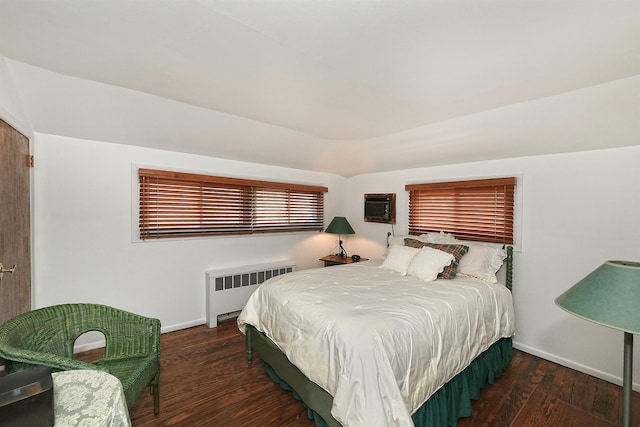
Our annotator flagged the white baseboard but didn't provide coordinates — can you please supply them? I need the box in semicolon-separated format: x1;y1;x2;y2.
161;318;207;334
73;318;209;353
513;340;640;391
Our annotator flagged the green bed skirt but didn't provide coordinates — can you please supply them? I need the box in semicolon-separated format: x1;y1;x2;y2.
262;337;512;427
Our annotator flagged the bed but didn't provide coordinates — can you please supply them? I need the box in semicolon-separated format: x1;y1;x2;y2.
238;235;515;427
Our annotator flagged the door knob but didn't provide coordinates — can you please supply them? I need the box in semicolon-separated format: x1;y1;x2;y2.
0;263;16;281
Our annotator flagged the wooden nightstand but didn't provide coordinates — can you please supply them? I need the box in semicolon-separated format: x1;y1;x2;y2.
319;255;369;267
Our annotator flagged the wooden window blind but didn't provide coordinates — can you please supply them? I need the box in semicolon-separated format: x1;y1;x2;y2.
405;177;516;244
139;168;327;239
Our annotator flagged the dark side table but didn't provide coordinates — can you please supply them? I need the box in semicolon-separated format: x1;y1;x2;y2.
319;255;369;267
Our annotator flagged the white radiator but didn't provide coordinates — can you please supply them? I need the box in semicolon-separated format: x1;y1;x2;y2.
206;260;296;327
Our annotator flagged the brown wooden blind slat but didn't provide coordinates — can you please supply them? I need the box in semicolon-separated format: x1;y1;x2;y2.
406;177;516;244
139;169;327;239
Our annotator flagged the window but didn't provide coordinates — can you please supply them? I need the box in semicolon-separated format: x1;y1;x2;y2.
139;168;327;239
405;177;516;244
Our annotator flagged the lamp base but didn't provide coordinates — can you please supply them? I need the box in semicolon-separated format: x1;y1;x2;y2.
337;239;347;258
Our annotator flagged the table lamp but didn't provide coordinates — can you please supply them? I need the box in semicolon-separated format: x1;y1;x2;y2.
325;216;355;258
555;260;640;427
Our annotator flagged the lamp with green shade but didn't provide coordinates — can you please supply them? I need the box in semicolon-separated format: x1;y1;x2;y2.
555;260;640;427
324;216;355;258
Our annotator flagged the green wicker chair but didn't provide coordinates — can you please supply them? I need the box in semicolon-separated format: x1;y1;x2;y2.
0;303;161;414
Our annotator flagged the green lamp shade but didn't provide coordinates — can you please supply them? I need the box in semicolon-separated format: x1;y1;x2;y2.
555;261;640;334
325;217;355;235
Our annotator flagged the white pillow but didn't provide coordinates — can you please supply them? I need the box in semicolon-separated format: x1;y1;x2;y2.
380;245;420;275
388;234;429;248
407;247;455;282
435;237;506;282
419;231;455;243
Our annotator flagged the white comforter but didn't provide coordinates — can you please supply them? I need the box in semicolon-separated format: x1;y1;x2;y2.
237;260;515;427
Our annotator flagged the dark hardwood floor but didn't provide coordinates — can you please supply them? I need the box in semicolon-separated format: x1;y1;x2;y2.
81;319;640;426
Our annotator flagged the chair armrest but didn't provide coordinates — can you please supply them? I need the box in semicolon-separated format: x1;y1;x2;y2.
101;352;153;363
0;346;108;373
100;317;160;357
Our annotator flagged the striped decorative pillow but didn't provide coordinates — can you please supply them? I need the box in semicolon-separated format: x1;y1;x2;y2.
404;238;469;279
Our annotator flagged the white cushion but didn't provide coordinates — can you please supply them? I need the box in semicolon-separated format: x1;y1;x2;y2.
380;245;420;275
407;247;455;282
434;237;506;283
419;231;455;243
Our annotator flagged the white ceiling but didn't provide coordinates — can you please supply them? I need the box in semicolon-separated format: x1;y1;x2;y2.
0;0;639;176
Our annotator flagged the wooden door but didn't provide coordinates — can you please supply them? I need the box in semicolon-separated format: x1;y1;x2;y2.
0;118;31;324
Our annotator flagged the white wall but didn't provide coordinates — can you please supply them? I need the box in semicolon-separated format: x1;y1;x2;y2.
344;145;640;388
32;133;346;332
